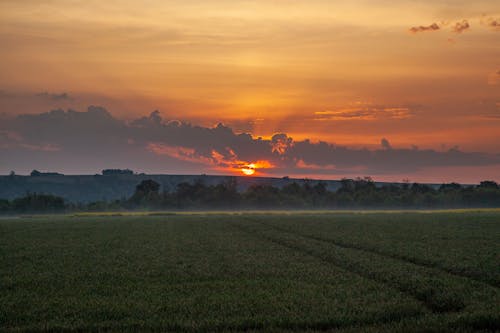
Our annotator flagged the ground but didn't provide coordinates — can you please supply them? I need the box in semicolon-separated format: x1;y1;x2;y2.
1;210;499;332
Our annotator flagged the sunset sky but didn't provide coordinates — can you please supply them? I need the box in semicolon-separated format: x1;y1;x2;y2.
1;0;499;182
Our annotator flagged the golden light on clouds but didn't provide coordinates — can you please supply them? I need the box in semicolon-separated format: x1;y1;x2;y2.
0;0;499;175
236;161;273;176
241;164;256;176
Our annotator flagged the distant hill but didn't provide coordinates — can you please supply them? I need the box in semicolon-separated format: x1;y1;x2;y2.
0;173;443;203
0;174;345;203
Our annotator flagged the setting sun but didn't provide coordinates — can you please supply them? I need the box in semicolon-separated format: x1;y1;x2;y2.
241;164;256;176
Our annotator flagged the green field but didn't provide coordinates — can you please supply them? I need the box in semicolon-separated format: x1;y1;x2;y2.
1;211;499;332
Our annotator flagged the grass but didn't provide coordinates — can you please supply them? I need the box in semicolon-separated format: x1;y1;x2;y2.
0;211;499;332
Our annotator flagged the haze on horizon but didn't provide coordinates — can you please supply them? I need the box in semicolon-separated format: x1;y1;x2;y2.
0;0;499;183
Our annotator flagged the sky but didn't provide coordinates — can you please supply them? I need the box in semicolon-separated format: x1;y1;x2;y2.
0;0;499;182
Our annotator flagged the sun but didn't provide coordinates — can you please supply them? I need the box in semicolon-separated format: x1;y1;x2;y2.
241;163;256;176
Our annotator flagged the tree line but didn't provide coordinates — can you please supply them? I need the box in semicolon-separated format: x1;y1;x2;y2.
1;177;500;213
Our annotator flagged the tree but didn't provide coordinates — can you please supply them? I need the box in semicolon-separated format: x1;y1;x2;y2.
130;179;161;206
339;178;355;193
210;178;240;206
439;183;462;192
0;199;10;212
478;181;499;189
136;179;160;194
102;169;134;176
244;185;281;207
11;193;65;212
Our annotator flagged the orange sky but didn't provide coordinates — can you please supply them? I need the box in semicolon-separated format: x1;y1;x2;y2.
0;0;499;181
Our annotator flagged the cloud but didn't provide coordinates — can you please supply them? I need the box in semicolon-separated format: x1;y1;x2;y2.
296;159;336;171
452;20;470;33
409;23;440;33
408;20;470;35
0;90;78;116
314;106;414;121
0;90;72;102
147;142;273;175
271;133;294;155
1;107;500;177
0;129;60;151
147;143;214;165
481;17;500;31
36;92;72;101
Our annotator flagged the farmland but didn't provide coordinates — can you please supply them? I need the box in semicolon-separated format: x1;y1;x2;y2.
1;211;499;332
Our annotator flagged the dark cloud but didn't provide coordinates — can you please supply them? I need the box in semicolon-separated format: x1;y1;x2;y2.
131;110;163;127
1;107;500;177
271;133;294;155
452;20;470;33
409;23;440;33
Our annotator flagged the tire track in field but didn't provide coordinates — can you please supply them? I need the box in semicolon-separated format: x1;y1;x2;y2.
255;220;499;289
233;221;465;314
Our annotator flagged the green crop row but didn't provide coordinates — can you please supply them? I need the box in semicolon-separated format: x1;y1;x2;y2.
1;212;498;332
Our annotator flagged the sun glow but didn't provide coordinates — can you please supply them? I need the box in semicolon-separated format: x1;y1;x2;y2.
238;161;273;176
241;163;256;176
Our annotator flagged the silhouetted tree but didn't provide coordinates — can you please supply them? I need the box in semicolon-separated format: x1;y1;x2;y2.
478;181;499;189
439;183;462;192
118;178;500;211
11;193;65;212
0;199;10;212
130;179;161;207
102;169;134;176
244;185;281;207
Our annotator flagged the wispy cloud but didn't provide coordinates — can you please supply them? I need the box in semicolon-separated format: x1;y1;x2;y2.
481;16;500;31
314;106;414;121
36;92;72;101
452;20;470;33
409;23;440;33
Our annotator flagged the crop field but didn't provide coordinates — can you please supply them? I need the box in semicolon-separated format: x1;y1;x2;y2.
1;211;499;332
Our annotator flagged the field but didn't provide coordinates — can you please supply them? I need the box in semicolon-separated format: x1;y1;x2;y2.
1;211;499;332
